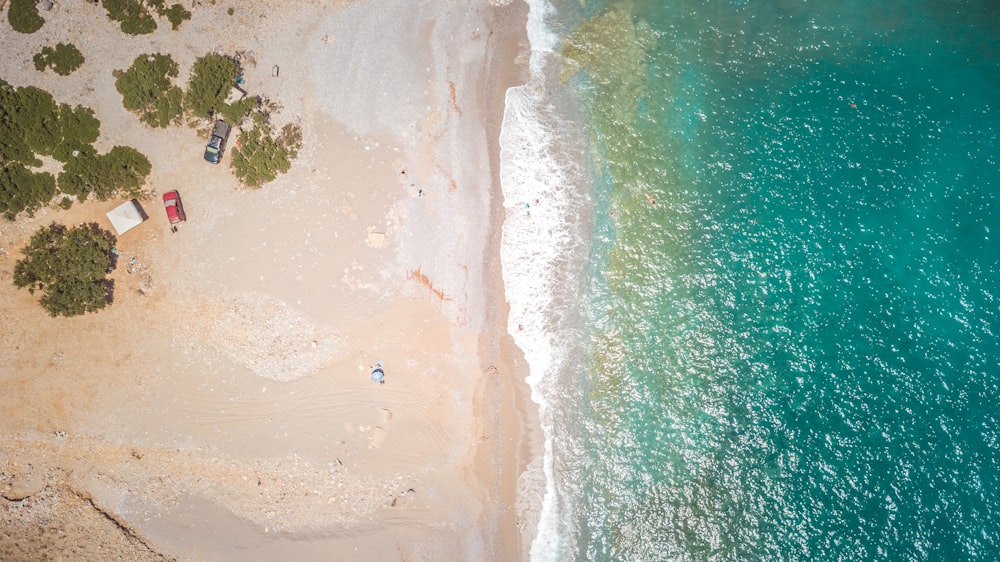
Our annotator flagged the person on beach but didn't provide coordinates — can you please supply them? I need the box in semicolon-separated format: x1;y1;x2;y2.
370;362;385;384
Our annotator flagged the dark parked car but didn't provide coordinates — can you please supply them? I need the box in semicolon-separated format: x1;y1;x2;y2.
162;190;186;230
204;120;232;163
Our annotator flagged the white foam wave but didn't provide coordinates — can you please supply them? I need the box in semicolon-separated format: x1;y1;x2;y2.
500;0;590;557
524;0;560;75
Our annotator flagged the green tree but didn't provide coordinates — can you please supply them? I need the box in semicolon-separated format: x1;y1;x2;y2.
219;96;257;125
185;54;239;117
115;53;183;128
13;222;117;317
0;80;37;165
1;81;102;164
142;86;183;129
99;146;152;198
230;112;302;188
0;164;56;217
57;152;104;200
0;78;153;217
58;146;151;201
101;0;190;34
152;0;191;30
102;0;157;35
11;86;61;158
53;104;100;162
1;86;96;164
8;0;44;34
33;43;86;76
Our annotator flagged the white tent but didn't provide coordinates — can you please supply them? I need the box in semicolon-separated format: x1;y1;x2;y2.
106;199;148;235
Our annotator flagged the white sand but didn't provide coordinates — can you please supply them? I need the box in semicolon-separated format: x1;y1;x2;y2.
0;0;537;560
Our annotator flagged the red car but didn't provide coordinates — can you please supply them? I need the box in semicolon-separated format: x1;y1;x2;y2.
162;190;186;228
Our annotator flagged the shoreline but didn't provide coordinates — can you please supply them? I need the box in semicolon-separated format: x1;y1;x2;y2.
474;0;543;559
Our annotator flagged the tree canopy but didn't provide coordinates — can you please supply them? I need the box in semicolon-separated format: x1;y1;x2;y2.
0;164;56;220
230;111;302;188
109;50;303;188
55;103;102;162
185;54;239;118
2;83;61;159
58;146;152;202
13;223;117;317
102;0;191;34
33;43;86;76
102;0;156;35
0;80;101;164
115;53;184;128
188;56;300;187
116;52;250;127
8;0;45;34
150;0;192;30
0;79;151;216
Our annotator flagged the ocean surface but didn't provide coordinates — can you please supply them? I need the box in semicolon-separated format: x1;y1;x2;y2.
500;0;1000;560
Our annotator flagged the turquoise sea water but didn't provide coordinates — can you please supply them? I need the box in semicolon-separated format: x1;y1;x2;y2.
505;0;1000;560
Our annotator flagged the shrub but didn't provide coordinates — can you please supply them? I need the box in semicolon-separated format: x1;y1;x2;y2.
33;43;86;76
115;53;183;128
8;0;44;34
13;222;117;317
185;54;239;118
230;112;302;188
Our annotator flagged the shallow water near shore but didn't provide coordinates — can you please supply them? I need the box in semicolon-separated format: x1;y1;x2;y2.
503;0;1000;559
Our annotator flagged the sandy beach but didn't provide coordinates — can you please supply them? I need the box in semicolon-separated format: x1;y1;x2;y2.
0;0;539;560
